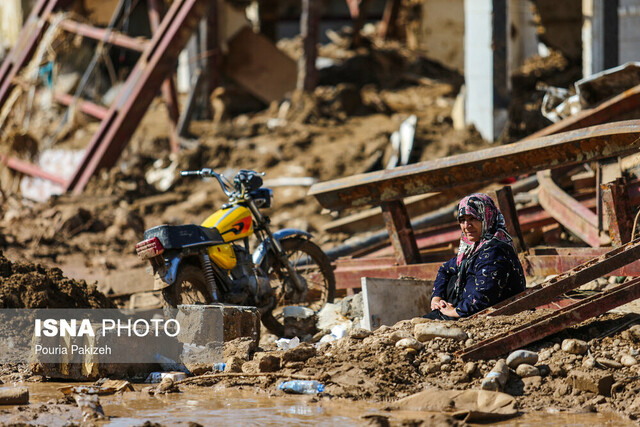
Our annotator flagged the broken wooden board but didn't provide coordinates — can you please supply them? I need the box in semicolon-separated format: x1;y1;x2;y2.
224;26;297;103
361;277;433;330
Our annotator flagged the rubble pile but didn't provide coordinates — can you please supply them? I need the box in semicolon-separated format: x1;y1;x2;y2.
193;311;640;421
0;251;113;308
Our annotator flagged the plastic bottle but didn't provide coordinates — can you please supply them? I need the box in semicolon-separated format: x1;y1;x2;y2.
278;380;325;394
213;362;226;372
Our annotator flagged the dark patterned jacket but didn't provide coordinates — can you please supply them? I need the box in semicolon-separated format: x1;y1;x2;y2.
432;240;526;317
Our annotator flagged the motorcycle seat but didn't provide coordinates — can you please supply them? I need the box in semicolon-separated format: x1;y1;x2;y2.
143;224;224;249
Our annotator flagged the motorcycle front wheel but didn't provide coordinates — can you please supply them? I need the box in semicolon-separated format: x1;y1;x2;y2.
160;264;214;308
261;237;336;337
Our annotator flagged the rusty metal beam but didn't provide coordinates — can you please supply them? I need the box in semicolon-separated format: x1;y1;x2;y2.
488;186;527;253
0;154;68;186
309;121;640;211
55;17;148;52
482;238;640;316
66;0;206;194
380;200;421;265
457;277;640;361
53;92;108;120
537;169;604;247
0;0;64;108
601;178;634;247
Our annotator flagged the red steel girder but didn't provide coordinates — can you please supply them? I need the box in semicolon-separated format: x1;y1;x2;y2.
55;17;148;52
309;120;640;210
0;0;65;108
54;92;108;120
537;170;603;247
0;154;67;185
456;276;640;361
482;238;640;316
66;0;206;193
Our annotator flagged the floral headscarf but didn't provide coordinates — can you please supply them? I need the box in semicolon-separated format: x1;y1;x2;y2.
456;193;514;266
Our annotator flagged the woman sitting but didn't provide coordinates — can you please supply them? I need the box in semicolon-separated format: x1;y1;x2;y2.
426;193;526;320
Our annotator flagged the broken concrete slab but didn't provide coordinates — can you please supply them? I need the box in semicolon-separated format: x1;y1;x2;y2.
361;277;432;331
0;387;28;405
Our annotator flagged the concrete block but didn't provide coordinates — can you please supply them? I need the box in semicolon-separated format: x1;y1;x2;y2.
567;369;614;396
361;277;433;331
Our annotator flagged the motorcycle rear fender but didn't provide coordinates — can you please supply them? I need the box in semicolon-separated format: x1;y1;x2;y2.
252;228;313;266
153;256;182;290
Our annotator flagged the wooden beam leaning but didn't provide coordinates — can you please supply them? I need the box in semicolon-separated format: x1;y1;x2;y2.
308;120;640;211
457;277;640;361
479;237;640;316
537;170;604;247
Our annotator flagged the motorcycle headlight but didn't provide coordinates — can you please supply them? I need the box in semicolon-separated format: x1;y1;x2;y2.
250;188;273;208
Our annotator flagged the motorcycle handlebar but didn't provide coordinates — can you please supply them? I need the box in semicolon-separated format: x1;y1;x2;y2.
180;168;234;196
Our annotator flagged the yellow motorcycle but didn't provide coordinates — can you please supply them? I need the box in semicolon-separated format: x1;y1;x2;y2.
135;168;335;336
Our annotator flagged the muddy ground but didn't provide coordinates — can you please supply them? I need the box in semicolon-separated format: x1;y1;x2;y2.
2;20;637;424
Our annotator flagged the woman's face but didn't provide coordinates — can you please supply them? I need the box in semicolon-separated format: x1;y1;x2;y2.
459;214;482;243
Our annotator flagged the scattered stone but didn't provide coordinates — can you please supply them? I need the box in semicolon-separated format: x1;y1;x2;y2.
349;328;371;339
255;353;281;372
506;350;538;369
410;317;428;325
74;393;106;421
155;377;179;394
515;364;540;378
389;330;412;343
464;362;477;376
553;343;561;351
437;353;452;364
621;354;638;367
413;323;467;342
582;357;596;369
562;339;588;355
481;359;509;391
568;370;614;396
440;364;452;372
596;358;623;369
395;338;423;351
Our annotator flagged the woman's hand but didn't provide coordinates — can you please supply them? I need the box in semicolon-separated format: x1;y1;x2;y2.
431;297;447;311
440;303;460;318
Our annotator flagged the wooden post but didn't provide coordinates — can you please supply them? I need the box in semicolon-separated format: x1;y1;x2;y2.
601;177;633;247
488;186;527;253
380;200;421;265
297;0;321;92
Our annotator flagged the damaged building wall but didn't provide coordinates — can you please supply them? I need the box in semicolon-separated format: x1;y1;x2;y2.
420;0;464;72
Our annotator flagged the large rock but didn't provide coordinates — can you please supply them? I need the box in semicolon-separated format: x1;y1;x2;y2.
515;364;540;378
255;353;281;372
413;323;467;342
561;339;588;355
395;338;423;351
567;369;614;396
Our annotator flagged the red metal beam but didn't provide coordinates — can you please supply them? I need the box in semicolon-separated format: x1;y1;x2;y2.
0;0;64;108
456;277;640;361
483;238;640;316
55;17;148;52
66;0;206;193
309;121;640;210
53;92;108;120
537;170;603;247
380;200;421;264
0;154;68;186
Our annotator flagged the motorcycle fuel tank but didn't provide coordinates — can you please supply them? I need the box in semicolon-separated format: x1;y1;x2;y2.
201;205;254;243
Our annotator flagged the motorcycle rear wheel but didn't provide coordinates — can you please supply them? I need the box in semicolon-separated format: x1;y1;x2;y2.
261;237;335;337
160;264;214;308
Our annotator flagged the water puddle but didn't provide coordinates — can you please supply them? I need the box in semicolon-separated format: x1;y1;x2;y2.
5;382;637;426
